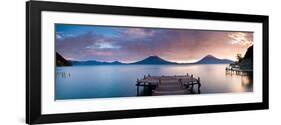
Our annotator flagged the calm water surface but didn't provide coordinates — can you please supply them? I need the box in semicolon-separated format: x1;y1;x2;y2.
55;64;253;100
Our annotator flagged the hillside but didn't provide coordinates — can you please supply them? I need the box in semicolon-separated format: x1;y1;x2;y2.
238;45;253;70
56;52;72;66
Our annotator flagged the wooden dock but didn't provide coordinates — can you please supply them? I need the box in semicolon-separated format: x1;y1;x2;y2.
225;66;253;76
136;74;201;96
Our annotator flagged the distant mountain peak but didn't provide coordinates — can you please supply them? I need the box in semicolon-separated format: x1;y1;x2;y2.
146;55;163;59
112;61;121;63
111;61;122;64
196;55;233;64
132;55;176;64
205;54;216;58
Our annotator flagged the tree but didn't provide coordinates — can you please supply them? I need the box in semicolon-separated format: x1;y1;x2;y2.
236;54;243;63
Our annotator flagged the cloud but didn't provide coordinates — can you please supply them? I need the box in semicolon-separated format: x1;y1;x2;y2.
56;34;63;39
124;28;155;38
113;28;157;40
56;31;125;61
56;32;75;40
85;38;121;49
228;32;253;47
56;26;253;62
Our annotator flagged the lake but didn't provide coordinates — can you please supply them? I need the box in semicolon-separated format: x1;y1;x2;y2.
55;64;253;100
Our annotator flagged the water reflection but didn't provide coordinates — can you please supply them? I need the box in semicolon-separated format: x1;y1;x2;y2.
56;72;71;78
225;70;253;92
56;64;253;100
241;75;253;90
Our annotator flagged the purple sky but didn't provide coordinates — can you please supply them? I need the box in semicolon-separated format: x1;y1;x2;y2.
56;24;253;63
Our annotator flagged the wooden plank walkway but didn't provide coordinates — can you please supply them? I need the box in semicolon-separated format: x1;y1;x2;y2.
136;74;201;96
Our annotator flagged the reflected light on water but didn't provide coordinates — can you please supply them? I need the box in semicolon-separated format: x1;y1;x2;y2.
55;64;253;100
242;76;251;86
241;75;253;91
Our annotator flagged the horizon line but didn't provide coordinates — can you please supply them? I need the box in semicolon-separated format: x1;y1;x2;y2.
61;54;235;64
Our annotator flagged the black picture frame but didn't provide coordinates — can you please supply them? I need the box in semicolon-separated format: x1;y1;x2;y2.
26;1;269;124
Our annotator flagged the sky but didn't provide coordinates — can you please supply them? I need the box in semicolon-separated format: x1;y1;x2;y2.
55;24;253;63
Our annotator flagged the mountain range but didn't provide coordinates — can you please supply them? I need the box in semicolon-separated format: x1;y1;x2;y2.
71;60;123;65
68;55;233;65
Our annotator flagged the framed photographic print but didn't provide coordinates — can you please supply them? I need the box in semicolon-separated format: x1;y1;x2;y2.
26;1;269;124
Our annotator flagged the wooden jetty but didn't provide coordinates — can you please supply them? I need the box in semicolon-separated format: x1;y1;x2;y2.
225;66;252;76
136;74;201;96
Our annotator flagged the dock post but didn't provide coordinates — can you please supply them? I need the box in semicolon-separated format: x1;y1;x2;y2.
190;74;194;89
137;86;139;96
136;79;140;96
136;79;140;85
198;77;201;90
179;78;182;87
